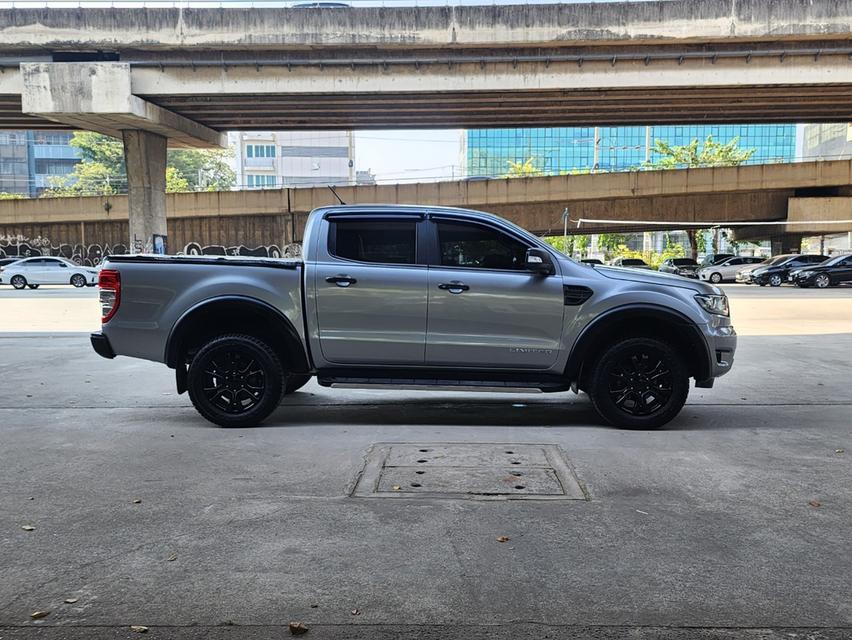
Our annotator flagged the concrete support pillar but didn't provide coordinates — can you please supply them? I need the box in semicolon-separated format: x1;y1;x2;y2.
123;130;168;254
770;233;804;255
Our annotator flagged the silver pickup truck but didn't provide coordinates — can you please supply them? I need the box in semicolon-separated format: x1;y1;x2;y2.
91;205;736;429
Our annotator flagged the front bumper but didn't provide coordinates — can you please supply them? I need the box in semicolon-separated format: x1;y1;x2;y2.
703;322;737;381
90;332;115;359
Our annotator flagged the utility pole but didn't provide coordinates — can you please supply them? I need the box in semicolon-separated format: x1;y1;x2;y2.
562;207;569;256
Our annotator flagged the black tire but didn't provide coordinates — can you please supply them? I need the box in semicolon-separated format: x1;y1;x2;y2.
768;274;783;287
10;275;26;290
814;273;831;289
70;274;87;288
587;337;690;429
187;334;285;428
284;374;311;395
27;284;40;289
709;272;723;284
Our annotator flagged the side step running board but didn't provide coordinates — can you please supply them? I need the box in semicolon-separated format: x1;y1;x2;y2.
317;376;571;393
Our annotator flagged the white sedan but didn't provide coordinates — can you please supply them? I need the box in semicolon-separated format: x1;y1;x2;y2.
0;257;98;290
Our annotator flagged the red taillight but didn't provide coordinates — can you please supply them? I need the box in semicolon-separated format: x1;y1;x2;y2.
99;269;121;323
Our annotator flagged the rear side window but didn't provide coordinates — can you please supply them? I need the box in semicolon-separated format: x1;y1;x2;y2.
436;220;528;270
331;220;417;265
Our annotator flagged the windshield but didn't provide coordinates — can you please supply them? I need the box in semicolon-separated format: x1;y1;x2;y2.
766;255;792;266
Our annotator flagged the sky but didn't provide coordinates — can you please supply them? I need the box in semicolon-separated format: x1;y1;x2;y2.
354;130;462;183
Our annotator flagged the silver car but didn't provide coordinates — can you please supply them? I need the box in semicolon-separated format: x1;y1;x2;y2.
699;256;766;284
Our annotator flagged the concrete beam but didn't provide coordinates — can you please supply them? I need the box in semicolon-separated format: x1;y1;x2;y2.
786;197;852;235
20;63;224;148
2;1;852;51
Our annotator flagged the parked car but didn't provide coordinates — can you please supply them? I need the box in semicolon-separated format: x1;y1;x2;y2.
580;258;603;266
0;257;23;269
91;204;736;430
791;253;852;288
610;257;654;270
749;254;829;287
699;253;735;267
699;256;766;284
658;258;699;278
0;256;98;289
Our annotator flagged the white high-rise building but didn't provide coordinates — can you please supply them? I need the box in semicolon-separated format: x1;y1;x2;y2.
228;131;355;189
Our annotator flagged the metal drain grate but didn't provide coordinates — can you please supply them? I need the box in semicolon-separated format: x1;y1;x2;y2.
351;443;587;500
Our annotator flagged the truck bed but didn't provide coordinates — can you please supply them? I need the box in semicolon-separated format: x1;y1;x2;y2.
105;254;302;269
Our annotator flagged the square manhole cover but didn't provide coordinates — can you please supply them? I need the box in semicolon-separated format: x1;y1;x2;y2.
351;443;587;500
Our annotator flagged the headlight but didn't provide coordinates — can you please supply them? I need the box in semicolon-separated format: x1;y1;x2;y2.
695;294;729;316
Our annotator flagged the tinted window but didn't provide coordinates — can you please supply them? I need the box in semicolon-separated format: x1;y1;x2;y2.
727;258;744;266
437;220;528;270
622;259;646;266
42;259;64;267
745;257;765;264
672;258;697;266
806;255;828;263
331;220;417;265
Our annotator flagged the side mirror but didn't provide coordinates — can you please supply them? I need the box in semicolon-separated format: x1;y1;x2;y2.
525;248;554;275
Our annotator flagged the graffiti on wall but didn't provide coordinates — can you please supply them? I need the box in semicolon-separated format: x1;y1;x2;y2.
0;234;301;265
0;234;128;266
182;242;302;258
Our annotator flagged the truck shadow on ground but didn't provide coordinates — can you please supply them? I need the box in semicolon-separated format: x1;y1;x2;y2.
265;394;732;430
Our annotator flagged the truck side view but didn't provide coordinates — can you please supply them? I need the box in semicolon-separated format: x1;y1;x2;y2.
91;205;736;429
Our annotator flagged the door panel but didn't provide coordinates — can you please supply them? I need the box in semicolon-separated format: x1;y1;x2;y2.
425;219;565;370
313;218;427;365
426;269;565;369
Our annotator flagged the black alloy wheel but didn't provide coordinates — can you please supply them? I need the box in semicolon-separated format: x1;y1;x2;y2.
187;334;285;427
588;337;689;429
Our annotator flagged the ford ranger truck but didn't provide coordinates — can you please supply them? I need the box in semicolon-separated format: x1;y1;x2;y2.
90;205;736;429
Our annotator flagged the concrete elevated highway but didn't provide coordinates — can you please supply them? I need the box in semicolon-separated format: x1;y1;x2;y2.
2;0;852;250
2;160;851;261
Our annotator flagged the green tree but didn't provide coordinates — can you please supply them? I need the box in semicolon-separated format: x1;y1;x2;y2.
645;135;756;170
0;192;24;200
504;157;542;178
165;166;190;193
44;132;235;197
598;233;628;258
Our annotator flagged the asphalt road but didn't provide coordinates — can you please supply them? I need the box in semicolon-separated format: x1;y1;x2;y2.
1;285;850;639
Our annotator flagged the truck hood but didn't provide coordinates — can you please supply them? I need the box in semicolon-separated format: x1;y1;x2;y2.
595;265;720;294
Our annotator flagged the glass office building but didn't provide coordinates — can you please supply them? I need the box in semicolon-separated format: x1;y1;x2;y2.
465;124;798;176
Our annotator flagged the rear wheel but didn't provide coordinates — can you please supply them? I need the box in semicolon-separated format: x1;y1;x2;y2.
709;272;722;284
70;274;87;288
284;374;311;395
587;337;690;429
10;275;26;290
187;334;285;427
814;273;831;288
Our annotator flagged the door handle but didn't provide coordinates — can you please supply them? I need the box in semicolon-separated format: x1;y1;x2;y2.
326;274;357;287
438;281;469;293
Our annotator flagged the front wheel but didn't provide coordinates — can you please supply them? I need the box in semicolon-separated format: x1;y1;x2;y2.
768;274;783;287
70;274;87;288
814;273;831;289
709;272;723;284
587;337;690;429
10;275;26;290
187;334;285;428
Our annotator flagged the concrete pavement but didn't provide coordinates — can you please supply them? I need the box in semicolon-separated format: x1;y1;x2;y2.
0;286;850;638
